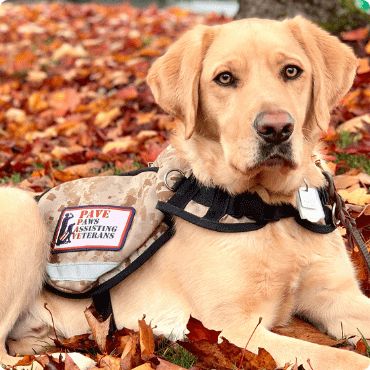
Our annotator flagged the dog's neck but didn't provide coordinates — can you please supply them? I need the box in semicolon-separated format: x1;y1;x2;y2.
171;132;325;205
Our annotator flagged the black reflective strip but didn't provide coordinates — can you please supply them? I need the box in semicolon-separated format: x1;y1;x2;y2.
119;166;159;176
157;201;266;233
44;222;175;299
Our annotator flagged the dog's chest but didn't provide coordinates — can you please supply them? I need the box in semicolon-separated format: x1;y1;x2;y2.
173;216;323;324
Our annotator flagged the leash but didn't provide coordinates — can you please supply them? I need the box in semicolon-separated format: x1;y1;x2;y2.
315;160;370;273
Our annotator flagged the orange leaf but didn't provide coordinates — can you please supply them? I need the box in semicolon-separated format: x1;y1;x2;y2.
138;317;155;361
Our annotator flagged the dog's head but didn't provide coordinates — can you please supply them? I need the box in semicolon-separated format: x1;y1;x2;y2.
147;17;357;196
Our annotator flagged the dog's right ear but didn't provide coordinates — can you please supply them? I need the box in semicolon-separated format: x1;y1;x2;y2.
146;25;213;139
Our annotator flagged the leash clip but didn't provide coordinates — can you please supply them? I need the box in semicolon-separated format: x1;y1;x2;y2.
315;159;370;272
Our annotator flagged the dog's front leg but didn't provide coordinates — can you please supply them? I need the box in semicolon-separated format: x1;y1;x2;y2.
295;232;370;343
220;318;370;370
0;188;48;365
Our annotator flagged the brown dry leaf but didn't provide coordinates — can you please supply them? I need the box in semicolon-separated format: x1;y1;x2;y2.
99;355;121;370
120;334;138;370
84;306;110;353
13;49;36;71
156;359;187;369
95;107;121;128
334;174;359;190
116;86;138;100
337;114;370;132
358;173;370;185
132;364;153;370
355;338;369;356
28;92;49;112
49;88;81;115
27;70;48;83
186;316;221;344
5;108;26;123
272;317;344;347
52;43;88;61
137;130;158;142
338;188;370;206
15;355;36;366
50;145;85;160
138;317;155;361
102;136;139;154
53;161;104;181
25;127;58;141
357;57;370;74
180;317;276;370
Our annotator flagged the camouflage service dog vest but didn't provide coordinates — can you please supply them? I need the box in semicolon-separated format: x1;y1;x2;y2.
39;146;336;319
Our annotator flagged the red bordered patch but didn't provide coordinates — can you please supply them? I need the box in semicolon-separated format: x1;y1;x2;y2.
51;205;135;253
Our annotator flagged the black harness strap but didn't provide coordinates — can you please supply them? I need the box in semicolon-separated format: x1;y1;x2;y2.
92;290;117;333
158;175;336;234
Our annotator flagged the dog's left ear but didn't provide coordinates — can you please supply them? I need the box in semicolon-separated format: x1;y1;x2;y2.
286;16;358;131
147;25;214;139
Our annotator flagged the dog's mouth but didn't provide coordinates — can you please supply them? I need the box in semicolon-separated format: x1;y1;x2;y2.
255;142;296;169
258;154;296;169
229;143;296;175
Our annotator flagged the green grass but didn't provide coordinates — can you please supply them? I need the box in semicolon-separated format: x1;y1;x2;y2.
337;131;361;149
336;153;370;175
156;338;196;368
335;131;370;175
0;172;23;185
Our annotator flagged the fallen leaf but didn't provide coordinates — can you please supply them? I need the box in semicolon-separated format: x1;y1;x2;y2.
95;107;121;128
337;114;370;132
156;359;187;369
121;335;139;370
99;355;121;370
341;27;369;41
52;43;88;61
84;306;110;353
5;108;26;123
132;364;153;370
357;58;370;74
338;188;370;206
138;317;155;361
186;316;221;344
102;136;139;154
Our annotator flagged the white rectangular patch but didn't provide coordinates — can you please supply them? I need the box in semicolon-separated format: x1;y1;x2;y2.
51;205;135;253
297;188;325;223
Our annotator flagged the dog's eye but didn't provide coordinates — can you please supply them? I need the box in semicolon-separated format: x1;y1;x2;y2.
282;65;303;80
214;72;235;86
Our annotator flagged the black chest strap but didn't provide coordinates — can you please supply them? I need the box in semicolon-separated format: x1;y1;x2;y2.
157;175;336;234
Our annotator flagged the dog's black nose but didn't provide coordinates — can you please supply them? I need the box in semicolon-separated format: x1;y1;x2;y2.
254;111;294;144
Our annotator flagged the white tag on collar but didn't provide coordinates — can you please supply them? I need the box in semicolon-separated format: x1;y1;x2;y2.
297;187;325;223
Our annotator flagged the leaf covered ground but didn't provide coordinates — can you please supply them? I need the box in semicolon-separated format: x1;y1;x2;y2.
0;3;369;370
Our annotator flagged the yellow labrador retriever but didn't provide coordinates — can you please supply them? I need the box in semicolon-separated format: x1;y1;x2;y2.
1;16;370;370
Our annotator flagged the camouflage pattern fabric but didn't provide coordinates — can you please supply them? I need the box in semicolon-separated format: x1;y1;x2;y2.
40;145;189;294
